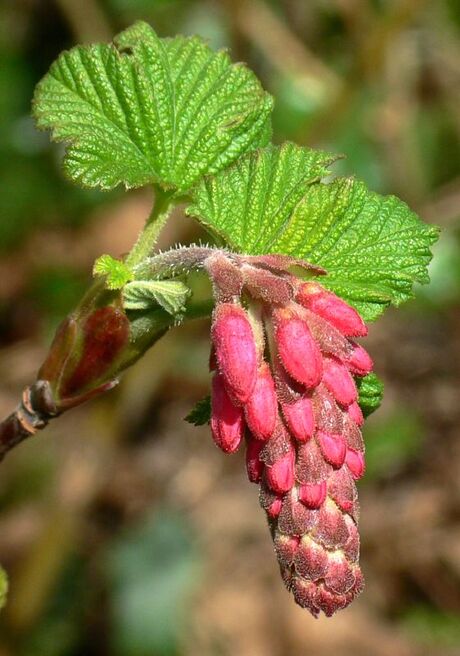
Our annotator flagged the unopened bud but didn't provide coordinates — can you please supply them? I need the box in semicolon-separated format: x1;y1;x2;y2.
273;308;323;388
210;373;244;453
281;396;315;442
297;284;367;337
245;364;278;441
345;448;365;479
347;401;364;426
317;431;347;468
212;303;258;403
265;447;295;494
298;481;327;508
346;343;373;376
323;357;357;407
267;496;283;518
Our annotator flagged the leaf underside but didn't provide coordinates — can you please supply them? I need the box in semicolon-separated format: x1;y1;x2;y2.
189;144;439;321
33;21;273;193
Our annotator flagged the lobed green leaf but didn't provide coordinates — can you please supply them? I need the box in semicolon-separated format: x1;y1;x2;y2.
189;144;439;321
185;396;211;426
33;21;273;193
357;373;384;418
93;254;133;290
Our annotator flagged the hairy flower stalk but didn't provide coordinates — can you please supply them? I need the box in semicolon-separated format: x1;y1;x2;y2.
206;252;373;617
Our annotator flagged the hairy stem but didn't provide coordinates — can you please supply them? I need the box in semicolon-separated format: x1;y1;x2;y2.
125;188;176;269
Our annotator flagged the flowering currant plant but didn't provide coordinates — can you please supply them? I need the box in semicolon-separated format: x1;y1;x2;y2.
0;22;438;617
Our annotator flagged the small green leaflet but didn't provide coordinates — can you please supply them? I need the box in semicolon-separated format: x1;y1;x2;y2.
357;373;384;418
123;279;191;315
93;254;133;290
185;396;211;426
189;144;439;321
33;21;272;193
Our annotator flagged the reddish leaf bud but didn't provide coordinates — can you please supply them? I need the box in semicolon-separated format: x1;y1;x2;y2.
345;448;365;480
298;481;327;509
281;396;315;442
212;303;258;403
297;283;367;337
348;401;364;427
245;364;278;441
265;447;296;494
273;308;323;388
346;343;373;376
246;436;265;483
210;373;244;453
317;431;347;468
322;357;357;407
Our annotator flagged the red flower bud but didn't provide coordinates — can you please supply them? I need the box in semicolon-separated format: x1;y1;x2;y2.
346;343;373;376
273;308;323;388
246;436;265;483
322;357;357;407
212;303;258;404
281;396;315;442
297;284;367;337
210;373;244;453
298;481;327;508
345;448;365;479
267;496;283;518
348;401;364;427
245;364;278;441
265;447;295;494
317;431;347;468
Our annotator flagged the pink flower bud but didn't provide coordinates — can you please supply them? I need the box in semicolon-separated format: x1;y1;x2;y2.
297;284;367;337
298;481;327;508
274;533;300;565
212;303;258;403
245;364;278;441
267;497;283;518
246;436;265;483
346;343;373;376
322;357;357;407
317;431;347;468
281;396;315;442
265;447;296;494
210;373;244;453
273;308;323;388
345;448;365;479
348;401;364;427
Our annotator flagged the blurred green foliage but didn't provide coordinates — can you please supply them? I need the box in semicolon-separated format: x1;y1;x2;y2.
364;409;423;480
107;511;201;656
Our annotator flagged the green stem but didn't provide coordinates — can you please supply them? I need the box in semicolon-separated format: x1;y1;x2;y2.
125;188;176;269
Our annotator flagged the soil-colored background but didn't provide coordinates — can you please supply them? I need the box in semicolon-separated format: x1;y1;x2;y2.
0;1;459;654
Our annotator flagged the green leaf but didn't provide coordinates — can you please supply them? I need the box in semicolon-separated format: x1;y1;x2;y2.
93;254;133;290
185;396;211;426
32;21;273;192
123;279;191;315
0;566;8;611
188;143;336;250
189;145;439;321
357;373;384;418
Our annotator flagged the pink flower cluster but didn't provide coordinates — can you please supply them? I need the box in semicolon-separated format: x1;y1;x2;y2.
206;253;372;617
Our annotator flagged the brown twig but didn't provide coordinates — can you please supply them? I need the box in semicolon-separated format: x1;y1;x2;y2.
0;381;59;462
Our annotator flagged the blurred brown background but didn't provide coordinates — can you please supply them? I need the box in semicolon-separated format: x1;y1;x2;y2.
0;1;459;654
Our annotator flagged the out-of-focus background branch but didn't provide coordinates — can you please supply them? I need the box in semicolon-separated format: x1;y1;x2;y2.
0;1;459;654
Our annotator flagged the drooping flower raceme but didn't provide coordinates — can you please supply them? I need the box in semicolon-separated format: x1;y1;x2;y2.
206;251;372;617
